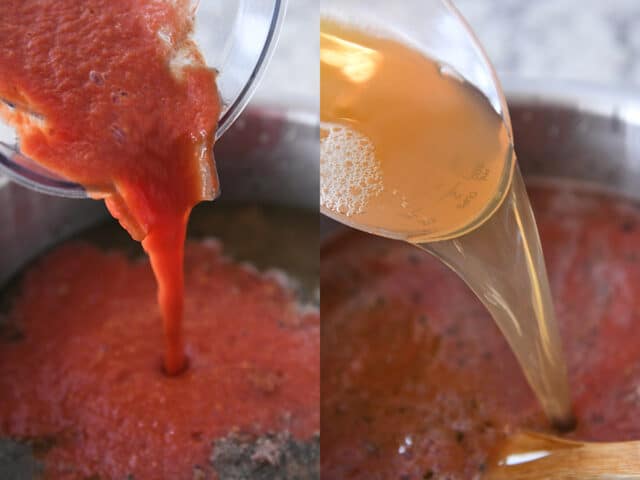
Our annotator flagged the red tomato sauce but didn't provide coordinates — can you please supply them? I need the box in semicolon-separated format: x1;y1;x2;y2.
0;0;220;374
321;184;640;479
0;241;319;478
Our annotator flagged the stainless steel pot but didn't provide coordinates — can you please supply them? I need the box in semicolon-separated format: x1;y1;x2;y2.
0;105;319;288
0;104;321;478
2;80;640;284
505;77;640;195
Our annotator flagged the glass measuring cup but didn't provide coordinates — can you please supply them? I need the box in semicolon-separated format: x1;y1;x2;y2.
321;0;573;426
0;0;286;198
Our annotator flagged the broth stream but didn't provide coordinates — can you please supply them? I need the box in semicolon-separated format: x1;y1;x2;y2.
320;19;572;425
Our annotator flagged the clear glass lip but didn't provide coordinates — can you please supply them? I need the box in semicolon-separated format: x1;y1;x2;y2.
0;0;287;199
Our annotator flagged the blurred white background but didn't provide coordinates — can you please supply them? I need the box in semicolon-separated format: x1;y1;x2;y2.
254;0;639;110
455;0;640;88
252;0;319;108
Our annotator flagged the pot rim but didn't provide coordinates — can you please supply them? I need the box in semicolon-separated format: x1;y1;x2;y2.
502;75;640;126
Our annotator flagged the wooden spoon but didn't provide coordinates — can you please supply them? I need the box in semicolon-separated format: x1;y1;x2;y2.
485;431;640;479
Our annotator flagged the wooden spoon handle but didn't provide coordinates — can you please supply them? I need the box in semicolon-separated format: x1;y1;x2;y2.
485;432;640;479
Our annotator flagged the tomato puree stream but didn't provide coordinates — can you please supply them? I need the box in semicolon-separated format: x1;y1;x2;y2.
0;0;220;374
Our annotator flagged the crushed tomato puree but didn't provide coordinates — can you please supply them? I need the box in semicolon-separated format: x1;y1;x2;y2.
0;241;319;478
321;184;640;479
0;0;220;374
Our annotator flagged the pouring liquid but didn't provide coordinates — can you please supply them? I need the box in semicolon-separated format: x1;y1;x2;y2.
320;19;573;425
0;0;220;375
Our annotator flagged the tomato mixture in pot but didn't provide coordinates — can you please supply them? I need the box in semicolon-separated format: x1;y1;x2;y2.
322;184;640;479
0;232;319;479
